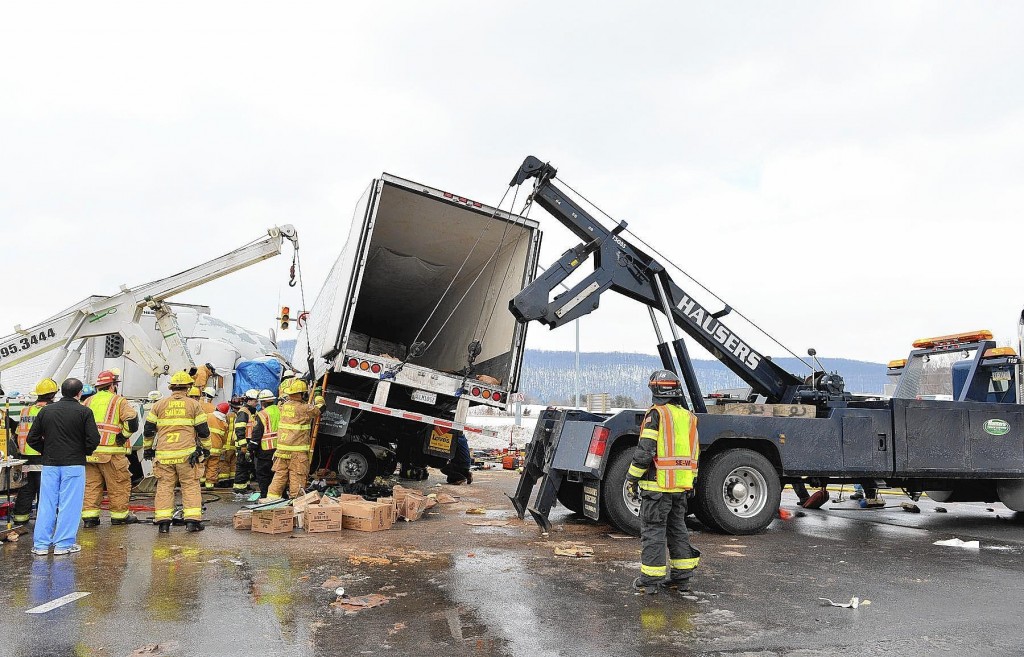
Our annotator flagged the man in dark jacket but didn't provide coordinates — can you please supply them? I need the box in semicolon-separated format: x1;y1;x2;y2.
26;378;100;556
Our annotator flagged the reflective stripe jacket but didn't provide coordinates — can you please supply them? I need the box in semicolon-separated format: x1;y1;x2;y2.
84;390;138;461
273;400;320;459
16;402;47;457
234;406;256;448
255;405;281;452
144;392;210;464
223;412;237;452
207;412;228;455
627;402;699;492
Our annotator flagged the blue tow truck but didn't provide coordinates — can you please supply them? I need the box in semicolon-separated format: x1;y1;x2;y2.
506;156;1024;535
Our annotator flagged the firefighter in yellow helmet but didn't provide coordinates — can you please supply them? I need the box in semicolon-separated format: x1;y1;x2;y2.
250;389;280;499
232;389;260;495
202;402;231;491
143;371;211;533
626;370;701;594
82;370;140;526
266;379;322;500
11;379;60;525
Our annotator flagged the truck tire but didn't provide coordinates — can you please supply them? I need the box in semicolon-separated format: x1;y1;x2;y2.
601;449;642;536
336;444;378;484
693;448;780;535
556;481;585;515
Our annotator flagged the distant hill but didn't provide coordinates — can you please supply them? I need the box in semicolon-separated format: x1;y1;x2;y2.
277;338;887;404
518;350;888;405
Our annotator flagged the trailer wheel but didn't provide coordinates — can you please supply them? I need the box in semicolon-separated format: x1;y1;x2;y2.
336;444;377;484
693;448;780;535
556;481;585;515
601;449;642;536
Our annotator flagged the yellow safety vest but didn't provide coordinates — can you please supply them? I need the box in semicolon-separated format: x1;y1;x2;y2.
223;412;237;452
85;390;130;458
258;405;280;451
16;403;47;457
637;404;699;493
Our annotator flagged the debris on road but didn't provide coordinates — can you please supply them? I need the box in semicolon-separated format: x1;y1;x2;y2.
321;576;347;589
129;641;181;656
717;550;746;557
466;508;487;515
435;493;459;504
934;538;980;549
389;622;407;635
777;509;793;520
331;593;392;614
607;533;634;540
935;506;948;513
819;597;871;609
465;519;511;527
553;542;594;558
901;502;921;513
348;555;393;567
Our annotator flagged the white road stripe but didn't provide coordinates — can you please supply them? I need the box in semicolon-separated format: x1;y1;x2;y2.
25;591;91;614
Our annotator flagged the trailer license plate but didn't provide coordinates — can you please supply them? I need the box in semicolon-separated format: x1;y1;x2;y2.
411;389;437;405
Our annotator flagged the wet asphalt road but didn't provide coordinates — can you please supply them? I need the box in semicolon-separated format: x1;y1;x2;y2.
2;472;1024;657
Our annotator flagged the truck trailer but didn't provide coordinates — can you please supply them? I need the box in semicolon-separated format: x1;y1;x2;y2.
295;173;541;483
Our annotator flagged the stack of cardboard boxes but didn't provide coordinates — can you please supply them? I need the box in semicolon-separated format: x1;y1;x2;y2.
235;490;408;535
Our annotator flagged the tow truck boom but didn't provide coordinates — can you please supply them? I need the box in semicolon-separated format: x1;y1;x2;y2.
509;156;806;409
0;225;297;382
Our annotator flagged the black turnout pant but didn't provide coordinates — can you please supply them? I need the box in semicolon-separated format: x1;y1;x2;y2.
638;490;701;586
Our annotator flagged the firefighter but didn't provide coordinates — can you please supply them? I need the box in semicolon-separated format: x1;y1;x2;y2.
200;387;217;413
266;380;322;500
187;386;202;401
197;388;217;487
143;371;210;533
626;370;701;595
82;370;140;526
217;398;239;488
250;389;280;499
191;362;217;391
11;379;59;525
202;402;230;491
233;390;259;496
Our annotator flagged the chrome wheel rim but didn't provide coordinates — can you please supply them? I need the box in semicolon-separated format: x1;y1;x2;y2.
338;452;369;482
623;481;641;517
722;466;768;518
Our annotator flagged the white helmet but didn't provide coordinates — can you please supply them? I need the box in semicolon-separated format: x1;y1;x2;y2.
244;389;260;400
258;389;277;402
202;386;217;398
147;390;161;402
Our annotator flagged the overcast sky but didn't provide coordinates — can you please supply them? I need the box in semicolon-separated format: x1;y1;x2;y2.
2;2;1023;367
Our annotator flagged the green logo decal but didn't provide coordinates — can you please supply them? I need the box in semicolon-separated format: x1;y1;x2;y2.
984;419;1010;436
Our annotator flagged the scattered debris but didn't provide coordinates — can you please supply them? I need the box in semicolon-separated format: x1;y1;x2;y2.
717;550;746;557
901;502;921;513
465;520;511;527
335;587;345;597
795;511;807;517
935;506;948;513
466;553;476;558
553;542;594;558
388;622;406;635
129;641;181;656
435;493;459;504
777;509;792;520
348;555;393;567
934;538;980;549
321;577;347;590
607;534;634;540
331;593;392;614
466;508;487;515
819;597;871;609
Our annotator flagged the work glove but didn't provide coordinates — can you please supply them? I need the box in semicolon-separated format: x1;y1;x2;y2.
626;479;639;499
314;395;325;408
115;434;128;447
143;448;155;461
188;448;205;468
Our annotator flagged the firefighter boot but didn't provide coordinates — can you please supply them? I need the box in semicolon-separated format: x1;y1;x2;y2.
157;521;171;534
185;520;205;533
83;518;100;528
111;514;140;526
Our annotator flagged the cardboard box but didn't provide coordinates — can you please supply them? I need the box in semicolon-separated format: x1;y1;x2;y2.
251;507;294;534
233;509;253;530
337;493;362;503
319;494;343;505
401;492;429;521
292;490;322;512
376;496;399;524
305;504;344;533
341;501;394;532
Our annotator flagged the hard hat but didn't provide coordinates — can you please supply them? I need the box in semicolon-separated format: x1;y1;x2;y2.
288;379;309;395
313;395;325;406
202;386;217;398
187;386;201;397
33;378;59;396
216;402;231;414
148;390;161;402
81;384;97;399
170;371;194;387
258;389;277;402
95;370;119;387
648;370;684;399
244;389;260;400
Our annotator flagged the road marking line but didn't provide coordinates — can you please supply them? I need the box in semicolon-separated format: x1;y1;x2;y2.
25;591;91;614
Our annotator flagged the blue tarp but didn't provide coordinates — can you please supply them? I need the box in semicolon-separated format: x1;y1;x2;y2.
233;358;283;397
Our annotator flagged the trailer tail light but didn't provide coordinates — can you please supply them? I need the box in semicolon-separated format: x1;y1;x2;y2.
481;390;491;399
370;363;382;373
584;426;610;469
359;361;370;371
347;358;358;368
491;392;502;402
471;387;481;396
